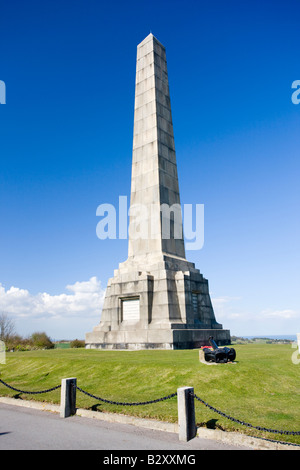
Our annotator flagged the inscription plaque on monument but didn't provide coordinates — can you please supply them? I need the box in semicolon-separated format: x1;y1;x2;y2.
122;298;140;322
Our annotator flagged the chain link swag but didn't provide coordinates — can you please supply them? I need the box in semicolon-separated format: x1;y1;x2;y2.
1;378;300;436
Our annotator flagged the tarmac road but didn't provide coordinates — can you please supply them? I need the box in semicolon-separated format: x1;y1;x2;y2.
0;402;252;451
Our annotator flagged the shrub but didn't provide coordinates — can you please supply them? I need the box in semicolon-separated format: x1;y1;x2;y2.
5;335;25;351
70;339;85;348
30;332;54;349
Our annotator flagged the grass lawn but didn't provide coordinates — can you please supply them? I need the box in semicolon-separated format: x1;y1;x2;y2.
0;343;299;445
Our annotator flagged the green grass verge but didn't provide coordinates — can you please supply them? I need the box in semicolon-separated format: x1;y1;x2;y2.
0;344;299;445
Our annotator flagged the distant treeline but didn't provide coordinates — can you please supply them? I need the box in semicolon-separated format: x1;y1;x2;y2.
0;313;85;351
231;336;293;344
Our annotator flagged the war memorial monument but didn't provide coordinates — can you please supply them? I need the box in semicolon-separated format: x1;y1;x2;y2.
85;34;231;349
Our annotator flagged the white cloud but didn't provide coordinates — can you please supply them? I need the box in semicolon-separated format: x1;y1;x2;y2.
261;308;300;319
0;277;106;320
1;281;299;339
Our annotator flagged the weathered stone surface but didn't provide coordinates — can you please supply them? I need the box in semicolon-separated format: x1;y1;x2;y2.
177;387;196;442
85;34;231;349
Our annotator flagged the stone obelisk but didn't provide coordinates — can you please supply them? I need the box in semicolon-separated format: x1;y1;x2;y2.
85;34;231;349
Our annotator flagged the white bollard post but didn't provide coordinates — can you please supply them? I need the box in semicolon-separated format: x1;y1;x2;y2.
60;377;77;418
177;386;196;441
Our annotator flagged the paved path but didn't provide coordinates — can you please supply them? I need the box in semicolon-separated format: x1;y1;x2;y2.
0;403;251;451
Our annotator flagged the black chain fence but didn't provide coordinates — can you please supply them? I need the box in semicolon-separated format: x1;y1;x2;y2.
192;393;300;436
75;384;177;406
0;377;299;437
0;378;61;395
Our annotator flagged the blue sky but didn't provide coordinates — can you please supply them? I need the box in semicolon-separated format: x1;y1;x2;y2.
0;0;299;339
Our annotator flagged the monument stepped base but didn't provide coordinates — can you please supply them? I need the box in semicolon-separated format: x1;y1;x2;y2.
85;256;231;350
85;328;231;350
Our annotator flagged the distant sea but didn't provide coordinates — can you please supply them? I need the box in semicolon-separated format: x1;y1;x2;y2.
241;335;297;341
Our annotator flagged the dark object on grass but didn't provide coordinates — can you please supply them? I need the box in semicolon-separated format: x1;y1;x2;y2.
203;336;236;363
